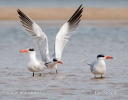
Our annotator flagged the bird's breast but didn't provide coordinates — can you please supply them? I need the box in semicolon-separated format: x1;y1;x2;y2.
27;62;44;72
92;62;106;74
47;62;57;69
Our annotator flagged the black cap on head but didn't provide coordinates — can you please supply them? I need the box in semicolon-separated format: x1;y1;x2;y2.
97;54;105;59
53;58;57;62
29;48;34;51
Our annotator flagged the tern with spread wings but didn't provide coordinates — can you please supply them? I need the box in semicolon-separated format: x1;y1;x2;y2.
18;5;83;76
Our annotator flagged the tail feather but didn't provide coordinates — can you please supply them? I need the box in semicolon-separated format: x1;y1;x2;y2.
87;64;91;66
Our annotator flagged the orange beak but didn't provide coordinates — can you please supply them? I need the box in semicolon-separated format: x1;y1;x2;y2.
20;49;28;53
57;61;63;64
105;56;113;59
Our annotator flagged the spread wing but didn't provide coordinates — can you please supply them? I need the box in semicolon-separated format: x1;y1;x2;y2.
54;4;83;60
17;9;50;63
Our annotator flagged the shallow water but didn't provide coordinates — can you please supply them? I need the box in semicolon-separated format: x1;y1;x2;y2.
0;21;128;99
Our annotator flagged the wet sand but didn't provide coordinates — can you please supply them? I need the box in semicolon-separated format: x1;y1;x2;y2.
1;7;128;20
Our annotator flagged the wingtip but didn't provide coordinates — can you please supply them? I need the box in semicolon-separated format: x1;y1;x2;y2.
79;4;84;9
67;4;83;23
17;9;23;14
17;9;20;12
77;4;84;13
80;4;83;7
17;9;22;15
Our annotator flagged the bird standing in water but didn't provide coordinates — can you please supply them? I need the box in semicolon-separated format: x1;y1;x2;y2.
88;54;113;78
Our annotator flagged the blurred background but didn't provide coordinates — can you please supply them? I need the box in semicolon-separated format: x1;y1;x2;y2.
0;0;128;20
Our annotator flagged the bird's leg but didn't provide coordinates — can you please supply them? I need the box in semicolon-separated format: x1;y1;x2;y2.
101;74;103;78
94;74;96;78
55;65;58;74
39;73;41;76
49;69;52;74
33;72;34;77
56;69;58;74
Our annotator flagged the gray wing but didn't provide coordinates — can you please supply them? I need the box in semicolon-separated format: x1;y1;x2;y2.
54;4;83;60
17;9;50;63
89;61;97;72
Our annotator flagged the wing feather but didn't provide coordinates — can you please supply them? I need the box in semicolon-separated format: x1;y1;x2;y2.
54;4;83;60
17;9;50;63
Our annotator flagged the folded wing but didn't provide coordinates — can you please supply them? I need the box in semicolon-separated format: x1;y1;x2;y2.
17;9;50;63
54;4;83;60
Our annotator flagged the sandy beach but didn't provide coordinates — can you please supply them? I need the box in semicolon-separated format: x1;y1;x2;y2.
0;7;128;20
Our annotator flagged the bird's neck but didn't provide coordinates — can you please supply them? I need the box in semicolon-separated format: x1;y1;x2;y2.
29;52;38;63
98;58;105;61
47;61;57;68
98;58;105;65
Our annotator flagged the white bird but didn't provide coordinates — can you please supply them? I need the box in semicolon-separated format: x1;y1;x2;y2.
18;4;83;76
20;48;45;76
88;54;113;78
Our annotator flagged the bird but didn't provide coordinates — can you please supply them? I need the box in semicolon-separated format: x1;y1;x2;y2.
17;4;83;75
20;48;45;76
88;54;113;78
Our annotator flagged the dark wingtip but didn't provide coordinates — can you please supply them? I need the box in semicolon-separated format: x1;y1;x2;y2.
77;4;83;10
17;9;24;15
67;4;83;25
17;9;21;13
79;4;84;10
17;9;22;16
80;4;83;7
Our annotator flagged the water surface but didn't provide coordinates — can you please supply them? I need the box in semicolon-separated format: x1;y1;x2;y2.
0;21;128;99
